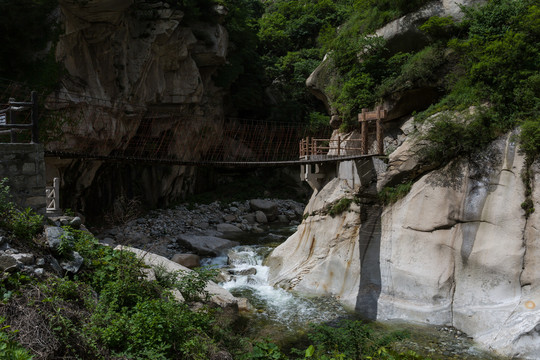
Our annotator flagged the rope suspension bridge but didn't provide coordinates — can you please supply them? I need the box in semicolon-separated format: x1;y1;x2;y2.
1;82;386;168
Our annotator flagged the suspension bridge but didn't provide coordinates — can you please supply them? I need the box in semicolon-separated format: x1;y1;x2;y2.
1;82;385;168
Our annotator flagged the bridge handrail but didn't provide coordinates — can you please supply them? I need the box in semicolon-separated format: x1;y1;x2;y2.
0;91;39;143
299;137;362;158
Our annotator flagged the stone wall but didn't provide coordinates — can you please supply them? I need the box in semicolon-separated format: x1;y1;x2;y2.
0;144;46;214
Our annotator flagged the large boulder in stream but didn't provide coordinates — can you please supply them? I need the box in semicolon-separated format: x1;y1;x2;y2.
249;199;278;221
115;246;237;308
176;235;239;256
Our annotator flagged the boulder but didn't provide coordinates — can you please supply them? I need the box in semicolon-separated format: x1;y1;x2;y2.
216;223;243;236
45;226;64;250
231;268;257;276
244;213;256;224
59;251;84;273
69;216;82;229
12;253;34;265
176;235;239;256
115;246;237;307
277;215;288;223
236;297;253;312
171;253;201;269
0;255;17;272
249;199;278;221
255;211;267;224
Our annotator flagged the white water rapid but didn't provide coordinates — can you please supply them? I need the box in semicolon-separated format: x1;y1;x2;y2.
204;243;351;331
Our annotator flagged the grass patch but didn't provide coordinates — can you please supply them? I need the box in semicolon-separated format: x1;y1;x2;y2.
327;197;353;217
379;182;413;205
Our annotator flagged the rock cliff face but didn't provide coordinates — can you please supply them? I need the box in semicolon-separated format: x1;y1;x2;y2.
45;0;229;214
267;123;540;357
270;1;539;356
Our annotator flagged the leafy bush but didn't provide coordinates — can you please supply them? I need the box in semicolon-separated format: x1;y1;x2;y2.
0;178;43;241
7;208;43;241
519;117;540;161
290;320;413;359
249;341;286;359
0;318;33;360
419;16;459;41
377;45;446;97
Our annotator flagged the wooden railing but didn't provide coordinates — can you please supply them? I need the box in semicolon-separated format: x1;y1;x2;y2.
299;137;362;158
299;106;387;159
0;91;39;143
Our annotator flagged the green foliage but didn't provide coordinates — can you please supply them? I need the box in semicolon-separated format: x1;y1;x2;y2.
421;113;494;165
0;178;14;227
420;0;540;160
379;182;413;205
0;273;32;302
0;318;33;360
292;320;413;360
308;112;331;133
155;264;219;303
419;16;459;41
328;198;353;217
6;207;43;241
214;0;266;118
176;267;219;302
0;178;43;240
33;227;226;359
317;0;433;125
249;340;286;359
377;46;446;97
519;117;540;161
521;198;535;217
91;299;214;359
251;0;351;122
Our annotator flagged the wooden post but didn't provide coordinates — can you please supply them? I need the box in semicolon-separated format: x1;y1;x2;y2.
31;91;39;143
311;137;316;155
337;136;341;156
360;108;368;155
376;106;382;155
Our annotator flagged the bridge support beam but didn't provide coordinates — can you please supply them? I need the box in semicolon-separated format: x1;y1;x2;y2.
300;161;336;192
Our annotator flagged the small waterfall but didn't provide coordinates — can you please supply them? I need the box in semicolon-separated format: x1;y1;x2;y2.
205;243;351;331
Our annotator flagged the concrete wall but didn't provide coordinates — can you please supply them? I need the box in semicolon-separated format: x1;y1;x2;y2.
0;143;46;214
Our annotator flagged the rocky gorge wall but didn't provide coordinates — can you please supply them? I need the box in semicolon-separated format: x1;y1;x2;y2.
44;0;230;215
266;124;540;358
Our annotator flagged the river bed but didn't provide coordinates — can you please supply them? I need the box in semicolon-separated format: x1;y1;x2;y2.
205;224;506;360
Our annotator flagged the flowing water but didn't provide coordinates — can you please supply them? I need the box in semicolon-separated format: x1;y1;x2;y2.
203;225;351;336
203;225;506;359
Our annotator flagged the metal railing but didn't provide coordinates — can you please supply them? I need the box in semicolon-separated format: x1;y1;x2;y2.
0;91;39;143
